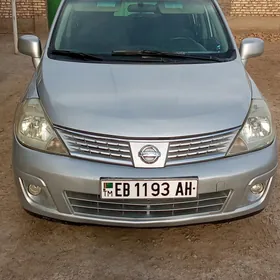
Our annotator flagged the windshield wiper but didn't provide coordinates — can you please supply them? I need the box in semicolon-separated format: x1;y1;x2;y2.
112;50;224;62
49;50;104;61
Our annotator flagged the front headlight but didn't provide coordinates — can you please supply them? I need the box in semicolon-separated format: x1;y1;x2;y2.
15;98;69;155
228;99;275;156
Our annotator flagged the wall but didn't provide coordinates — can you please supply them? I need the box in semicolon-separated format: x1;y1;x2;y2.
0;0;46;19
0;0;47;33
0;0;280;33
230;0;280;16
218;0;280;16
218;0;232;16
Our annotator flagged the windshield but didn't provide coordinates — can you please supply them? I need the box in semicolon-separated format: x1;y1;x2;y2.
48;0;235;63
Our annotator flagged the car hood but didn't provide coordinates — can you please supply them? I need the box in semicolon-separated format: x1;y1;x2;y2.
37;58;251;137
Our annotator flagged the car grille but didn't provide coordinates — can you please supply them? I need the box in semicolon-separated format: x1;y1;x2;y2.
56;126;238;166
65;190;230;219
166;129;237;164
56;126;132;166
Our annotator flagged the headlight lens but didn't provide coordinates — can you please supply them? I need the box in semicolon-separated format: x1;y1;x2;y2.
228;99;275;156
15;99;68;155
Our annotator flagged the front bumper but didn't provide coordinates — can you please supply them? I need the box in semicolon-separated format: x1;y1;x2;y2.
12;137;278;227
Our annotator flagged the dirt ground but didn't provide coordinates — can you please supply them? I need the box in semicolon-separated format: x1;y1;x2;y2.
1;28;280;280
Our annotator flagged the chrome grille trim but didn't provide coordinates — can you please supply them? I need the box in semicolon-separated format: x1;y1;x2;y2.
65;190;231;219
56;126;133;166
55;125;239;166
166;128;237;164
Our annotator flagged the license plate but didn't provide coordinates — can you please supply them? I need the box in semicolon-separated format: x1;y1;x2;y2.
100;179;198;199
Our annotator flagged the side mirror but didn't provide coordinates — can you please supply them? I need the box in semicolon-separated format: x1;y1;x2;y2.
18;35;42;68
240;38;264;66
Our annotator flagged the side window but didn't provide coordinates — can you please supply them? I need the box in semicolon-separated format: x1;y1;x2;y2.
192;13;210;45
53;3;74;49
209;17;219;38
206;5;229;52
191;14;201;41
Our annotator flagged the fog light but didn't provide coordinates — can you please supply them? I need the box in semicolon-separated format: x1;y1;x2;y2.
250;183;264;194
28;184;42;196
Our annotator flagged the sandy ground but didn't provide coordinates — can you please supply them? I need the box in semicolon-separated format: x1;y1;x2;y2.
1;30;280;280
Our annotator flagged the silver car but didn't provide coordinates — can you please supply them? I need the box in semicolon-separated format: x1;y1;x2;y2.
13;0;278;227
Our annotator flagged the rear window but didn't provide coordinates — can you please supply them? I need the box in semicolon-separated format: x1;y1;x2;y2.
49;0;234;60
